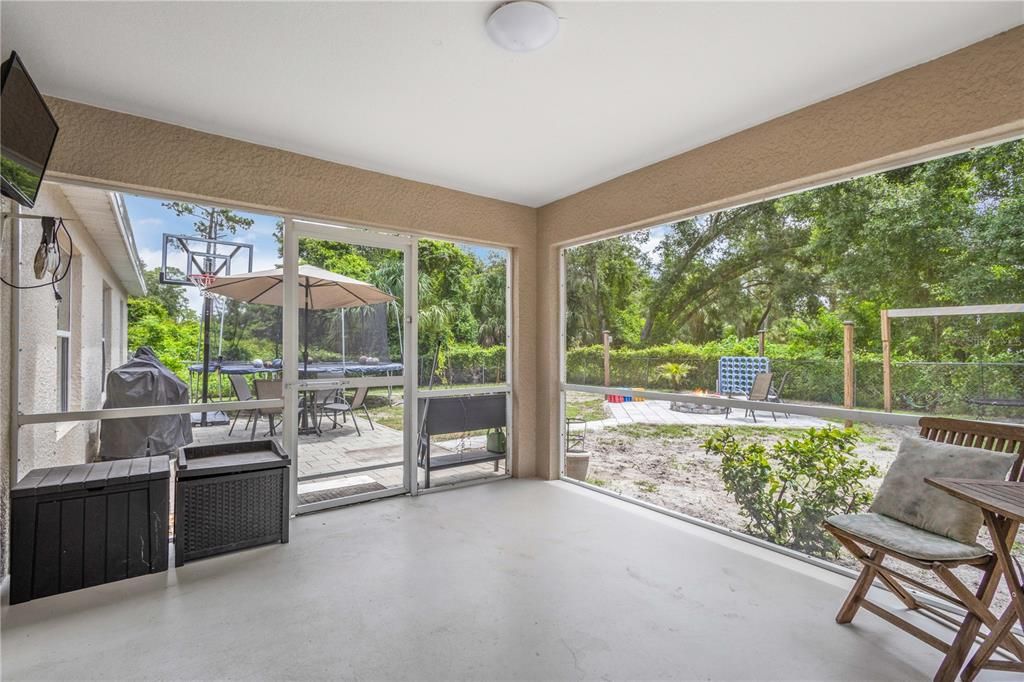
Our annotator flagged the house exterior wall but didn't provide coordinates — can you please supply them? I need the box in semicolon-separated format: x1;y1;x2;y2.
0;184;132;576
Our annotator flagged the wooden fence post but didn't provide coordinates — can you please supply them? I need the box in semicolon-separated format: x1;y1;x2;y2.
881;310;892;412
843;321;855;427
602;330;612;388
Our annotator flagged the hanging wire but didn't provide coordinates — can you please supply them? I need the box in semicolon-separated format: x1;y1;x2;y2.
0;217;74;296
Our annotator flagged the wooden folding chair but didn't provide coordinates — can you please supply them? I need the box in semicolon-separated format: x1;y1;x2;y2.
824;417;1024;681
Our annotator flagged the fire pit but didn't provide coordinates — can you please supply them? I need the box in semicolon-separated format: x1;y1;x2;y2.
670;390;730;415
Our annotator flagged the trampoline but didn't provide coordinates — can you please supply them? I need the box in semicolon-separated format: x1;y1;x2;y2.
298;361;403;377
187;360;403;402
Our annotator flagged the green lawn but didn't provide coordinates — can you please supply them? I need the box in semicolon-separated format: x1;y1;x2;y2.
565;394;608;422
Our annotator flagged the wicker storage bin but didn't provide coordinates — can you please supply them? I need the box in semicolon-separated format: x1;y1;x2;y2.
175;440;289;565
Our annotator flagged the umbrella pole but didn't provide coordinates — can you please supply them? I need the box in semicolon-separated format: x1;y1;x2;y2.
303;282;311;374
341;309;346;376
303;305;310;374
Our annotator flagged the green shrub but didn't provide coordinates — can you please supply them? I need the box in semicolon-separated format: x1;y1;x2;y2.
656;362;693;390
707;427;878;559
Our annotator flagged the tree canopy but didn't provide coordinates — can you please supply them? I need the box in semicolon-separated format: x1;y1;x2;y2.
127;207;509;375
566;139;1024;363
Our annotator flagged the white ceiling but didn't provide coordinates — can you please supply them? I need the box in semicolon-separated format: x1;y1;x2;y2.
3;2;1021;207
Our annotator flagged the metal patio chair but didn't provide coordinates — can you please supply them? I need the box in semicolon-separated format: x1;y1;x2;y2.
227;373;256;437
251;380;304;440
823;417;1024;681
319;385;374;436
728;371;775;422
767;371;791;418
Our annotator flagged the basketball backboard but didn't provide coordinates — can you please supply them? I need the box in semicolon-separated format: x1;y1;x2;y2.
159;233;254;286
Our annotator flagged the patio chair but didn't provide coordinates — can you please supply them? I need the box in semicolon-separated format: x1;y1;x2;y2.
767;371;791;418
823;417;1024;681
319;386;374;436
227;374;256;437
727;371;775;422
251;380;303;440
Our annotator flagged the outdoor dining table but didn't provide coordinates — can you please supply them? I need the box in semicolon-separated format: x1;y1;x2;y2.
298;388;321;436
925;477;1024;680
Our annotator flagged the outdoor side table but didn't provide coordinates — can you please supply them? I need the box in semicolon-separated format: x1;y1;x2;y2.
175;439;290;566
926;478;1024;680
10;457;170;604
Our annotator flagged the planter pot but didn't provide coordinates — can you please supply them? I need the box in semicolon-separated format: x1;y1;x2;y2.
565;451;591;481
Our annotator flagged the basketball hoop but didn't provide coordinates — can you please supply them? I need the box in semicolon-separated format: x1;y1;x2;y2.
188;272;217;297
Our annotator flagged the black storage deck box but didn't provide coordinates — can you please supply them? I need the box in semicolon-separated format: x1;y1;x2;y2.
175;439;290;565
10;457;170;604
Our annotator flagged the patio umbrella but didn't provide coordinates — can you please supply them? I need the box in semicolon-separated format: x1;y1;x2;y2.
203;264;395;372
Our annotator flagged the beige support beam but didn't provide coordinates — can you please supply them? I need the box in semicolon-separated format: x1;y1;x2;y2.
843;321;855;427
881;310;892;413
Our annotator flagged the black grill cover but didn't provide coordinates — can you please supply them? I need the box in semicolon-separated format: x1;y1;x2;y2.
98;347;193;460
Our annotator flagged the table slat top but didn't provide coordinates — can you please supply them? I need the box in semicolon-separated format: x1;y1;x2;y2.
926;478;1024;523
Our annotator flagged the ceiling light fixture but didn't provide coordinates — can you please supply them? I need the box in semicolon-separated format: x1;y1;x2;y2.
486;1;559;52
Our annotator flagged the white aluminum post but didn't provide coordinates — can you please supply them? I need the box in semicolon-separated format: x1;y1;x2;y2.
558;248;568;477
505;248;513;478
6;207;22;484
406;240;419;496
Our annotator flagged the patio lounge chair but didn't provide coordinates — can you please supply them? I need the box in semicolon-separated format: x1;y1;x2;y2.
823;417;1024;681
319;386;374;436
726;371;776;422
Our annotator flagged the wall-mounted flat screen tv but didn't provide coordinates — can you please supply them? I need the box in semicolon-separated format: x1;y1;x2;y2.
1;51;59;208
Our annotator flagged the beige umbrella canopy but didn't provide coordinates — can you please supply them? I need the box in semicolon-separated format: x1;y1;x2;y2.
203;264;395;371
204;264;394;309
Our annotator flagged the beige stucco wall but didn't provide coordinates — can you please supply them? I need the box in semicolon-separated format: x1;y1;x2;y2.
534;26;1024;479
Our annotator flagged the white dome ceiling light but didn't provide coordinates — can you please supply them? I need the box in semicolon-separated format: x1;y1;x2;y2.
486;2;559;52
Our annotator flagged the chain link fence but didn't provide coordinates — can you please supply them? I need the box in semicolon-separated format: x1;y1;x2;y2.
566;350;1024;422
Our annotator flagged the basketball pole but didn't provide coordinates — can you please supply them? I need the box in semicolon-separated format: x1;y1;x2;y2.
199;215;218;426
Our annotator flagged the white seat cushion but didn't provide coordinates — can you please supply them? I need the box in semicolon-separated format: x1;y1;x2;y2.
826;512;990;562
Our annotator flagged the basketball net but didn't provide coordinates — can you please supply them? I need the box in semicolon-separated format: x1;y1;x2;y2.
188;272;217;298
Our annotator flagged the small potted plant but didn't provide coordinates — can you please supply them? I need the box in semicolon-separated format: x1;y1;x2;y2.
657;362;694;411
564;417;591;481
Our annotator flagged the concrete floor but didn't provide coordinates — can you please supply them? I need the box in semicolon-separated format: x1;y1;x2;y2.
0;480;1011;680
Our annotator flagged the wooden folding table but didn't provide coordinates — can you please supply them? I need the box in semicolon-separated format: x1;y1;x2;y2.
926;478;1024;680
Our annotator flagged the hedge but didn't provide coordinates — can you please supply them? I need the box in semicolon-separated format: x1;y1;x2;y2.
562;343;1024;419
415;340;1022;420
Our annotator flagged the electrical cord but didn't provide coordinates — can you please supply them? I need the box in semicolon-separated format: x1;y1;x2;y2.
0;217;73;298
